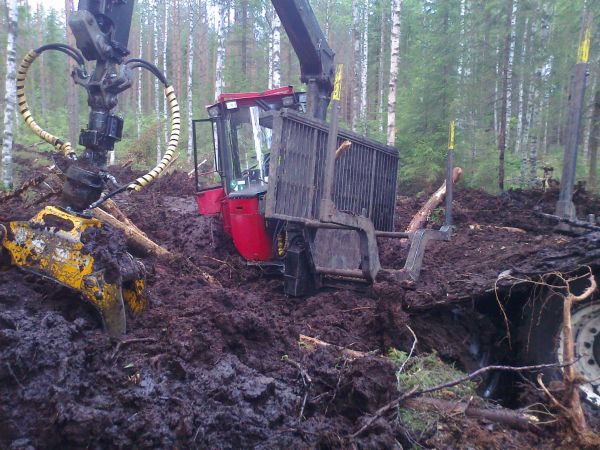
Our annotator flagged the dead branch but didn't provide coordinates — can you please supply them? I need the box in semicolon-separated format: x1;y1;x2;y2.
405;167;462;234
120;159;134;169
558;270;596;431
187;159;208;177
335;140;352;160
299;334;371;359
0;173;49;202
283;356;312;420
110;337;158;360
158;153;179;178
349;361;572;439
398;325;417;375
468;224;526;234
403;397;539;430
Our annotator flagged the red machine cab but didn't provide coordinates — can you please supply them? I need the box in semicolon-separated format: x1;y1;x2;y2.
192;87;305;262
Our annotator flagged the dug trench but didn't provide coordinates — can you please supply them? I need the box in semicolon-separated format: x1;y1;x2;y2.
1;167;599;448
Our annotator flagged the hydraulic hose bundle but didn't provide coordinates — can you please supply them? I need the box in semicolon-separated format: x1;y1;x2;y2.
15;45;180;208
16;45;85;157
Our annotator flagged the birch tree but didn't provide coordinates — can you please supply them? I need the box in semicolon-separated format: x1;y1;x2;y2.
2;0;18;189
187;0;197;162
497;0;514;191
351;0;360;131
272;10;281;89
162;0;169;144
360;2;369;132
386;0;402;146
137;7;144;140
215;1;226;99
65;0;80;150
153;0;162;163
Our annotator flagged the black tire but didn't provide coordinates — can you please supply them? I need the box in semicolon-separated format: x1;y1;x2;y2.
516;275;600;408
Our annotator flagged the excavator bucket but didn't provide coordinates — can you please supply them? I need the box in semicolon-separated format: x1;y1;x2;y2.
0;206;147;337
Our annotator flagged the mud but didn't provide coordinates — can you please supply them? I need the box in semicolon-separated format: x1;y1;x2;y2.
1;169;599;448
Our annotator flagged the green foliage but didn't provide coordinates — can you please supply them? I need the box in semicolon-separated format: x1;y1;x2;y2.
388;348;478;434
2;0;599;195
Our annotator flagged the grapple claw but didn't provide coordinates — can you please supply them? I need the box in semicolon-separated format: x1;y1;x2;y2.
1;205;147;336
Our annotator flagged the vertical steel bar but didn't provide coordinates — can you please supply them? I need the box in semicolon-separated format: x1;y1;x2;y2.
322;65;343;207
192;120;199;191
445;121;455;228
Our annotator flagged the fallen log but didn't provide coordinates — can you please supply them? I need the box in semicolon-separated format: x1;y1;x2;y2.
100;199;141;231
92;207;222;288
92;207;171;258
299;334;371;359
405;167;463;234
403;397;538;430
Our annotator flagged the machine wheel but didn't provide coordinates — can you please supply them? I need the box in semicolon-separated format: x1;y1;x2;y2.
517;275;600;408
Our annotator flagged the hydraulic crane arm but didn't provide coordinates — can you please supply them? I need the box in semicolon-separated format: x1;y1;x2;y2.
271;0;335;121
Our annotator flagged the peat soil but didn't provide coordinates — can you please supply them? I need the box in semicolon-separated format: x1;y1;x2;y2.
0;169;599;449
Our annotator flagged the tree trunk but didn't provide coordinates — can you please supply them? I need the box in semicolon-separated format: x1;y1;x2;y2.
386;0;403;146
65;0;80;150
137;7;143;139
2;0;18;189
36;5;48;118
173;0;183;97
588;90;600;190
162;1;169;144
186;1;196;162
360;2;369;133
153;0;162;164
377;0;386;133
351;0;360;132
215;1;226;99
497;0;514;192
505;0;517;151
272;11;281;88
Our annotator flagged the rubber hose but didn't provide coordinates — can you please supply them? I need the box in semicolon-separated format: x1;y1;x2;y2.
127;85;180;192
16;49;74;156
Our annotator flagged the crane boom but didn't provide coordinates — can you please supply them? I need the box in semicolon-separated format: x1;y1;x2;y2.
271;0;335;120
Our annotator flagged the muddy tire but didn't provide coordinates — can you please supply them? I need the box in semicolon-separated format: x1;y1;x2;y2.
517;275;600;408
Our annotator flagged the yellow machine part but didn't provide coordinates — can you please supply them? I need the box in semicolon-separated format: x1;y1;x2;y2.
1;206;147;337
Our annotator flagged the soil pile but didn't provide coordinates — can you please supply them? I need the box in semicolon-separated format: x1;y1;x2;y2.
0;171;598;448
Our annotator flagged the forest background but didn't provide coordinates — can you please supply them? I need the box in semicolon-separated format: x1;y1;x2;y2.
1;0;599;194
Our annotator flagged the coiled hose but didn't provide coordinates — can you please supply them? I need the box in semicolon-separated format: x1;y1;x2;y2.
16;46;84;156
127;84;180;192
17;46;181;207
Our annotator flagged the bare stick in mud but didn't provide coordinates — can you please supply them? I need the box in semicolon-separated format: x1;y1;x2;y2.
299;334;372;359
405;166;463;234
282;356;312;420
110;337;158;360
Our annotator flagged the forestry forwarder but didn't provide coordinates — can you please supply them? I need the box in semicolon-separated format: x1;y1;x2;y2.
191;0;454;296
0;0;183;337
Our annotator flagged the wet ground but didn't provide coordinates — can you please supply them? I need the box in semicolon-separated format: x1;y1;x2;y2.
0;166;599;448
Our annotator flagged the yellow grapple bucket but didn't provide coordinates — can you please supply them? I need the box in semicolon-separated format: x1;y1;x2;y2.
1;206;147;337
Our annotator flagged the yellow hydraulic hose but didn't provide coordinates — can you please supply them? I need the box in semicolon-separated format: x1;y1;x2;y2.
16;50;73;156
127;85;180;192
